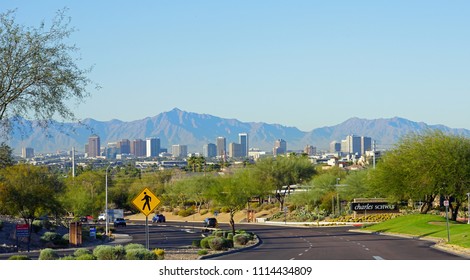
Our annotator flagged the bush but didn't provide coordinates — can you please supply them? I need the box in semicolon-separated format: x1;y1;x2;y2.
124;243;145;251
178;208;195;217
200;236;214;249
198;249;208;256
154;248;165;260
74;248;92;258
227;233;233;240
208;237;232;251
93;245;116;260
76;254;95;260
8;255;30;260
60;255;76;260
39;248;59;260
233;234;249;246
126;248;157;260
200;209;209;216
40;231;61;243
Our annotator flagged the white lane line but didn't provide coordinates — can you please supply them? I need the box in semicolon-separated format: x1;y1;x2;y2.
373;256;385;260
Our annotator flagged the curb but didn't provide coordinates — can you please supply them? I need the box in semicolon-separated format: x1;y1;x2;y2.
198;236;262;260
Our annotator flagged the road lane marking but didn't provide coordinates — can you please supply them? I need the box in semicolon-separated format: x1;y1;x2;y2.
373;256;385;260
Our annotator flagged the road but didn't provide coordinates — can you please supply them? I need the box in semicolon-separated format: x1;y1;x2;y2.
209;224;465;260
0;221;466;260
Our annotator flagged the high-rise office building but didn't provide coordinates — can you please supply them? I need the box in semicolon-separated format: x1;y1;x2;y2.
361;136;372;155
131;139;146;157
216;137;226;158
87;135;100;158
21;147;34;159
273;139;287;156
229;143;243;158
203;143;217;158
146;137;160;157
118;139;131;154
304;145;316;156
330;141;341;153
172;144;188;158
239;133;249;157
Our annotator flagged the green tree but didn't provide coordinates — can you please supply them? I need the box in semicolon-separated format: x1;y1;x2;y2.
369;130;470;220
0;164;64;246
63;171;105;218
0;9;95;132
0;142;14;168
253;155;316;210
208;168;261;235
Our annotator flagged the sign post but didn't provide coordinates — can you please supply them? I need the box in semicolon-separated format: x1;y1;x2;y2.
132;187;161;249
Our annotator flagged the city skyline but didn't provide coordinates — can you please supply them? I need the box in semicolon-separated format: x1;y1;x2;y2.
2;1;469;131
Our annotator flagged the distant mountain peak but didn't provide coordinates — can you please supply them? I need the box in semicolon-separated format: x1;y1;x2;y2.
6;110;470;154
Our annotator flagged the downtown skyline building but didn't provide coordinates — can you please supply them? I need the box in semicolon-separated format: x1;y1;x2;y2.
87;134;100;158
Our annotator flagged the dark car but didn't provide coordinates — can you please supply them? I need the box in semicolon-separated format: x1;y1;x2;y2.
152;214;166;223
113;218;126;227
203;217;218;228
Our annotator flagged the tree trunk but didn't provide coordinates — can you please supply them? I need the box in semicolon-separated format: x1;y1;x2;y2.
420;195;435;214
229;211;236;235
450;201;460;221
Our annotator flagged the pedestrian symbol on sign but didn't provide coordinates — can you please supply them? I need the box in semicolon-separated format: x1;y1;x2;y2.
142;192;152;211
132;188;161;217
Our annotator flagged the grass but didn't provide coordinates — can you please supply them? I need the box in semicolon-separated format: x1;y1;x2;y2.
363;214;470;248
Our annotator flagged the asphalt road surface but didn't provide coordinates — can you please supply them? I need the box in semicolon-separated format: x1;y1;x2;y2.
209;224;465;260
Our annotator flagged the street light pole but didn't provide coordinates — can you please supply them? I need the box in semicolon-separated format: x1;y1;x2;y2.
467;192;470;225
105;163;112;236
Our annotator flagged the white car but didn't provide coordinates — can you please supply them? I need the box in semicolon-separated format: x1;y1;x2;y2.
98;213;106;221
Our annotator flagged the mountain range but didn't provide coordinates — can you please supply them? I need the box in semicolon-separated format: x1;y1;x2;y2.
6;108;470;154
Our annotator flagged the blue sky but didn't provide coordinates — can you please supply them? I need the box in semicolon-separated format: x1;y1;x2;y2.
2;1;469;131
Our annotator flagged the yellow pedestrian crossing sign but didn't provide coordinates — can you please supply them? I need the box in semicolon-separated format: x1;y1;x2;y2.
132;188;161;216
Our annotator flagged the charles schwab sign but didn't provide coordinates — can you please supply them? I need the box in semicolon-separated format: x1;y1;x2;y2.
350;202;398;212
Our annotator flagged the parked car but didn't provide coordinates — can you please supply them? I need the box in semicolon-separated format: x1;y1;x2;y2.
152;214;166;223
113;218;126;227
203;217;218;228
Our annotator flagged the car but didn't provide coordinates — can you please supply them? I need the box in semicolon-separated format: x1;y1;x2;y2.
203;217;218;228
113;218;126;227
152;214;166;223
98;213;106;221
79;215;93;223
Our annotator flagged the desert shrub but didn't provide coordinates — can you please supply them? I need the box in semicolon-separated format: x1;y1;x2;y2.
126;248;156;260
178;208;195;217
60;255;76;260
73;248;92;258
154;248;165;260
200;209;208;216
200;236;214;249
124;243;145;251
8;255;30;260
93;245;122;260
208;237;232;251
39;248;59;260
113;245;126;260
198;249;208;256
213;231;224;237
40;232;61;243
76;254;95;260
233;234;249;246
227;233;233;240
